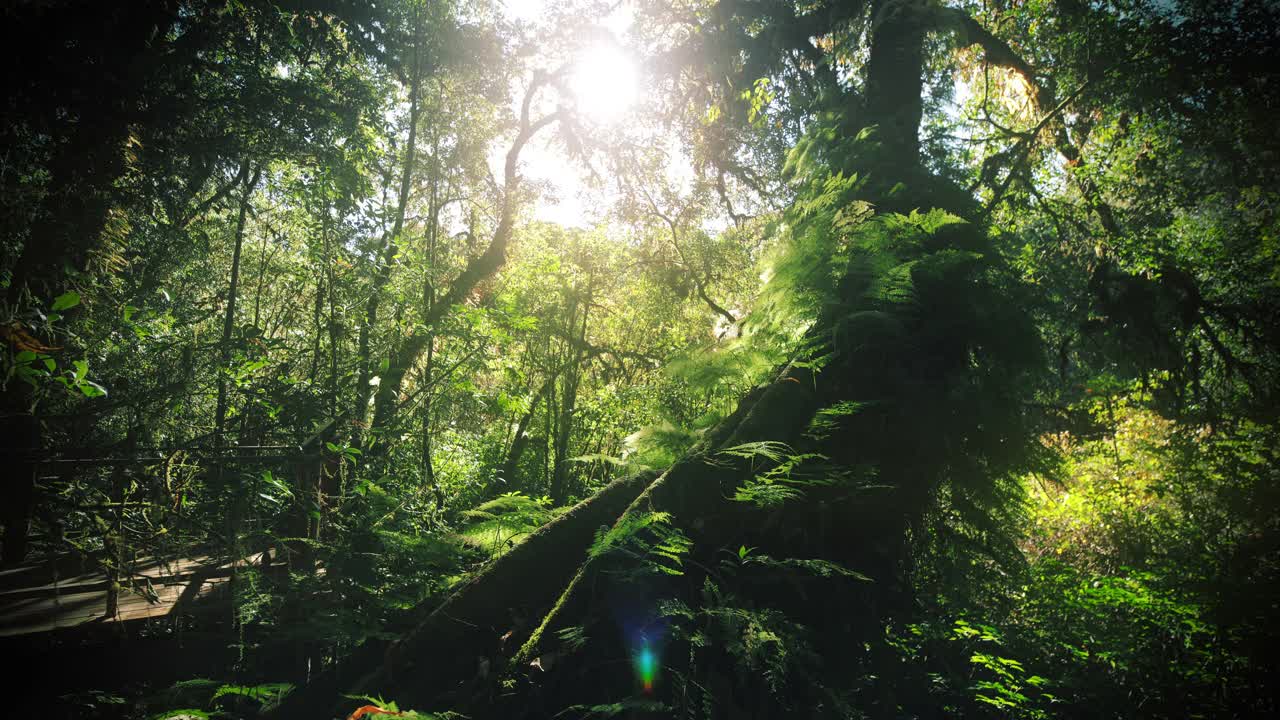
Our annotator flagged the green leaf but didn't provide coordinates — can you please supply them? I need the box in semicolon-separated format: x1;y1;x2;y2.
51;291;80;312
150;709;210;720
567;453;625;466
211;682;293;706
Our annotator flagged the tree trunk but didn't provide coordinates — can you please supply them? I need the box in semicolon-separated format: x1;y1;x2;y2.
862;0;926;163
550;284;591;504
500;341;609;494
353;24;422;449
421;337;441;508
278;5;1028;718
421;130;443;509
370;77;563;432
213;165;259;445
500;372;558;490
269;469;660;720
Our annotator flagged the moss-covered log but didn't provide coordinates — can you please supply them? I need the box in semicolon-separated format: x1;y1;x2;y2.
277;358;819;718
271;468;657;719
511;364;818;667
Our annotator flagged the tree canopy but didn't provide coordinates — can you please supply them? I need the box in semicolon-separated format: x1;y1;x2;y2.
1;0;1277;718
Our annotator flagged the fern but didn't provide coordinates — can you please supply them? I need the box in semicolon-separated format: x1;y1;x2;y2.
163;678;222;695
744;554;873;583
589;511;693;577
210;682;293;712
733;481;804;506
554;698;668;718
622;421;703;470
804;400;869;439
458;492;553;555
660;570;825;717
731;449;842;507
557;625;590;652
699;602;817;696
716;440;793;464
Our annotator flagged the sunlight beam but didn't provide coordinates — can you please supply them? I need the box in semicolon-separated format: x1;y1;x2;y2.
569;43;638;124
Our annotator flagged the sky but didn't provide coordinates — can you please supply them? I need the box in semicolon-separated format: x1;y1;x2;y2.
494;0;638;228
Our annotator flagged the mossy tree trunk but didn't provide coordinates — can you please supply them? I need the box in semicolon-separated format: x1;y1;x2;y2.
271;469;659;718
279;4;1045;718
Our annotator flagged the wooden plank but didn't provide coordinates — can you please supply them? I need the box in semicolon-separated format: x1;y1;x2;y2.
0;553;266;601
0;589;109;636
0;552;274;638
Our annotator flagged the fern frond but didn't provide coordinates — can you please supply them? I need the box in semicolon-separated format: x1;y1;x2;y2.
717;440;793;463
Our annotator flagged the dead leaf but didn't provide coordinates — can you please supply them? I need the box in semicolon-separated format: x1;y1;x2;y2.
346;704;406;720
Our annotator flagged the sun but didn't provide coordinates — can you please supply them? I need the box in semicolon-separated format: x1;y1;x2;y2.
569;43;638;124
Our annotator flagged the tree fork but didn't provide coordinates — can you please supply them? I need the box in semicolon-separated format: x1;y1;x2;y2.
507;364;818;668
272;468;657;719
370;73;564;433
281;359;803;716
451;3;935;712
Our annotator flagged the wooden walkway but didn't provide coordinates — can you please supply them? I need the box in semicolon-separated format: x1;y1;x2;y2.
0;553;262;637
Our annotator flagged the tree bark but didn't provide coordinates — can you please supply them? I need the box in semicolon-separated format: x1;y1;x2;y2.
421;126;444;509
863;0;927;167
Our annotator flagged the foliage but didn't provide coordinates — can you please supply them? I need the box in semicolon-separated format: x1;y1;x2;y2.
2;0;1279;718
458;492;555;555
554;698;669;719
589;510;694;578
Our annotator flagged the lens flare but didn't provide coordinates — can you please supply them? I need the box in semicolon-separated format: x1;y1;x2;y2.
637;643;657;693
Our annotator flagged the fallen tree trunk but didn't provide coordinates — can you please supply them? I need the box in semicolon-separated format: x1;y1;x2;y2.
274;360;812;718
512;363;818;666
279;5;1052;716
327;365;821;715
271;468;658;719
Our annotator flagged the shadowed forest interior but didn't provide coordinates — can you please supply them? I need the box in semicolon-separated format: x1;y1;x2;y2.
1;0;1278;717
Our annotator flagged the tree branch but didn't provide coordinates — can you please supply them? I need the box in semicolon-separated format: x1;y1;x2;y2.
370;74;566;431
944;8;1119;236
